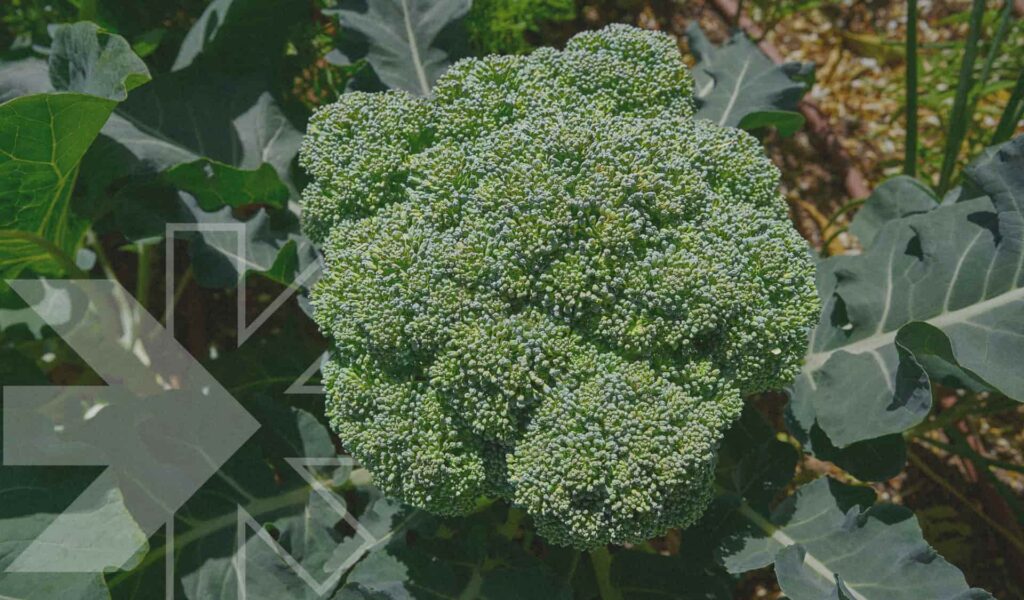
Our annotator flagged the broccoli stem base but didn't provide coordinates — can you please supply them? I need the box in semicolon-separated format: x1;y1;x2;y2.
588;546;622;600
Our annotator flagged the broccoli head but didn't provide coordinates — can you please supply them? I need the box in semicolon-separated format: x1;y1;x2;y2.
300;24;819;549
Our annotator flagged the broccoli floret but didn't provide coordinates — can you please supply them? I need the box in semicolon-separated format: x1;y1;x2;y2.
301;24;819;549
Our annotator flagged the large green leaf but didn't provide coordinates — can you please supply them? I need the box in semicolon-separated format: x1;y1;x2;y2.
719;477;991;600
152;86;303;210
790;135;1024;446
172;0;310;72
90;72;306;288
714;407;798;512
0;22;150;279
92;65;308;287
690;409;975;598
0;469;143;600
686;23;812;136
183;197;320;288
164;160;289;210
673;408;793;592
848;175;938;248
103;73;300;196
327;0;471;96
802;424;907;482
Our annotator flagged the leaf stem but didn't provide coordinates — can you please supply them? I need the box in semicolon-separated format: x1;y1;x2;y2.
588;546;622;600
904;0;918;176
565;550;581;583
89;231;138;342
971;0;1013;115
105;484;314;590
497;505;525;539
400;0;431;96
907;449;1024;554
916;433;1024;476
993;70;1024;145
819;225;849;257
937;0;987;196
907;394;1019;436
161;266;193;326
90;232;118;282
135;243;152;309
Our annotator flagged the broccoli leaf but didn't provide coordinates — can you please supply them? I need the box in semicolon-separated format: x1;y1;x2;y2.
790;135;1024;447
67;25;311;289
686;23;812;136
172;0;309;72
848;175;939;249
714;407;798;512
326;0;471;96
94;79;309;288
803;426;907;482
103;74;301;199
719;477;992;600
164;160;290;210
0;22;150;280
0;469;143;600
184;197;320;289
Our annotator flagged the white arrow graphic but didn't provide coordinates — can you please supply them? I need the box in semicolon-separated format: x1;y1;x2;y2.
2;279;260;573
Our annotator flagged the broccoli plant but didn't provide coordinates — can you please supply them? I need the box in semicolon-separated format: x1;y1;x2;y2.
3;3;1018;598
300;24;820;549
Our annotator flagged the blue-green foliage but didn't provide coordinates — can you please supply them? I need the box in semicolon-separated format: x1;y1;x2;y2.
300;25;820;549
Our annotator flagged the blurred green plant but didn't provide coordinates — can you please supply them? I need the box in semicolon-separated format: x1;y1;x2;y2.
465;0;575;54
912;0;1024;188
742;0;834;38
0;0;75;49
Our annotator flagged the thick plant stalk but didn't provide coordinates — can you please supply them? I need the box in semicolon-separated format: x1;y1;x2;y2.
707;0;871;201
589;547;622;600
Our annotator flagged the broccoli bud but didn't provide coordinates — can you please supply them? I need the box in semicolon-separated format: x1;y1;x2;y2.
301;24;819;549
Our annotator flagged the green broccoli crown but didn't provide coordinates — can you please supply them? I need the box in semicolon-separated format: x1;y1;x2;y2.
301;24;819;549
